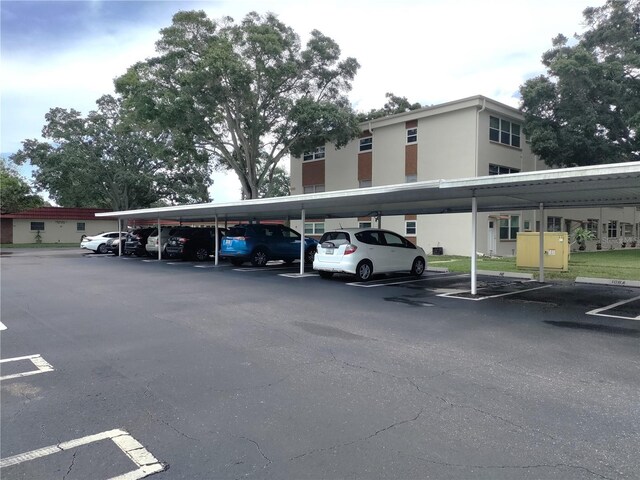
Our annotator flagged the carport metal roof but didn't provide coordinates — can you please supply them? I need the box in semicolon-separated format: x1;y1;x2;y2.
98;162;640;223
98;161;640;294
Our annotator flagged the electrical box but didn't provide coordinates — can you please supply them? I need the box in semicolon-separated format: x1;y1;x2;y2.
516;232;569;271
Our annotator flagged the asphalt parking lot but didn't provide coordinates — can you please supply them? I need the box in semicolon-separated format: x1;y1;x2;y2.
1;248;639;479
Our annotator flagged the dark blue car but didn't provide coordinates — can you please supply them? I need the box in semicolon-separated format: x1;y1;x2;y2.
221;224;318;267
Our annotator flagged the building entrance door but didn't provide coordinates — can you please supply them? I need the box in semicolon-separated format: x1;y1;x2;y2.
488;219;497;256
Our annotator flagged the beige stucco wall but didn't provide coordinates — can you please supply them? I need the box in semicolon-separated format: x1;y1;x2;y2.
290;97;639;256
12;219;119;244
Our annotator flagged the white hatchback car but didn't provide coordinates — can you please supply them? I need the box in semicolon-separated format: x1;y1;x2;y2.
80;231;126;254
313;228;427;281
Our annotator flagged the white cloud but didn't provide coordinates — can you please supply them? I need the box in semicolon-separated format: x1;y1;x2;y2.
1;0;605;203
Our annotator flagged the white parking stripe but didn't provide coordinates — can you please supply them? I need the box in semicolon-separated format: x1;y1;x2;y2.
0;428;166;479
0;321;6;330
347;273;467;288
438;284;552;301
279;273;318;278
586;295;640;321
0;354;54;381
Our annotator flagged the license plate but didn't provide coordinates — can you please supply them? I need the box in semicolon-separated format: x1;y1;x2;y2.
325;249;334;255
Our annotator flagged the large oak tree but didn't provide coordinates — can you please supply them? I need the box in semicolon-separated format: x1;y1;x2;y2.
11;95;212;210
520;0;640;167
115;11;361;199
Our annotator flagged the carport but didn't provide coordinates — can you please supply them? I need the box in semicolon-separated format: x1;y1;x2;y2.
98;161;640;294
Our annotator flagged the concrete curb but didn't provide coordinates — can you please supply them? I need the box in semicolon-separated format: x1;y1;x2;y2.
575;277;640;288
477;270;534;280
426;267;450;273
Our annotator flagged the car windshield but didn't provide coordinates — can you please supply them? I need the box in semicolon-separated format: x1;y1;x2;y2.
320;232;351;244
226;227;247;237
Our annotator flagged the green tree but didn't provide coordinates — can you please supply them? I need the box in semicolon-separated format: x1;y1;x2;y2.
0;159;44;214
257;165;290;198
11;95;212;210
357;92;423;122
115;11;360;199
519;0;640;167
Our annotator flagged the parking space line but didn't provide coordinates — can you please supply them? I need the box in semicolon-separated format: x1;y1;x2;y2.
279;273;318;278
234;266;296;272
347;273;468;288
0;321;6;330
586;295;640;321
0;354;54;381
0;428;167;478
437;284;552;301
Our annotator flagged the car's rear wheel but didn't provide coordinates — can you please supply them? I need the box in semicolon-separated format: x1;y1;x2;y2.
411;256;426;277
230;258;244;266
194;247;210;261
305;247;316;264
355;260;373;281
97;243;108;254
319;271;334;279
250;248;269;267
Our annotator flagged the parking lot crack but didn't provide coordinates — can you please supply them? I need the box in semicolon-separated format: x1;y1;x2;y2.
145;408;198;441
240;436;272;468
62;450;78;480
403;453;615;480
290;408;423;462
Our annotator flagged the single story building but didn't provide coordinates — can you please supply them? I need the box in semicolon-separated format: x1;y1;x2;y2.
1;207;118;244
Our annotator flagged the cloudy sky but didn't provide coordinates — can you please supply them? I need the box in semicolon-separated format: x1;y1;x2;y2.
1;0;605;202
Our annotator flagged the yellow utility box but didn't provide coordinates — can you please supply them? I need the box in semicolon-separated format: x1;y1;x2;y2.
516;232;569;271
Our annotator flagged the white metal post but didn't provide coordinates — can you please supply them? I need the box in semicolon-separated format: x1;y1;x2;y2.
471;195;477;295
300;208;306;275
214;215;219;266
118;218;123;257
157;218;161;261
539;203;545;283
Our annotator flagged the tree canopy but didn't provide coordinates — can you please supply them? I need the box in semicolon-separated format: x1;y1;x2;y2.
357;93;423;122
115;10;361;199
519;0;640;167
0;159;45;214
11;95;212;210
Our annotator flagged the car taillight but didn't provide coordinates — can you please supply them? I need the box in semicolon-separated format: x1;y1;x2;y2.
179;237;188;243
344;244;358;255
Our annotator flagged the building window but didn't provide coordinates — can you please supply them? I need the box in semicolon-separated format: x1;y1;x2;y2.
405;221;417;236
608;221;618;238
547;217;562;232
304;222;325;235
489;116;521;148
586;219;598;236
303;184;325;194
359;221;372;229
359;137;373;152
303;146;325;161
489;164;520;175
499;215;519;240
359;179;372;188
405;174;417;183
77;222;86;232
406;127;417;144
30;221;45;231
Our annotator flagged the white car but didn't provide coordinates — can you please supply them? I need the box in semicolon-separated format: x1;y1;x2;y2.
313;228;427;281
80;231;126;254
145;227;190;257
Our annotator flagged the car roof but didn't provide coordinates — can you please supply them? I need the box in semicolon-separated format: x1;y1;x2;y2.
322;228;398;235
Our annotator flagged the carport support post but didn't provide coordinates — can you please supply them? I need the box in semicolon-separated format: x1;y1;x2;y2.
471;194;477;295
157;218;161;261
539;203;545;283
300;208;306;275
118;217;122;256
214;215;219;266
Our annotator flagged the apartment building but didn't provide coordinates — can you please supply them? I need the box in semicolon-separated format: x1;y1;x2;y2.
290;95;639;256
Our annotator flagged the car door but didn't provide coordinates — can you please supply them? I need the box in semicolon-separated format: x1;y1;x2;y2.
380;231;415;272
355;230;387;271
279;225;301;258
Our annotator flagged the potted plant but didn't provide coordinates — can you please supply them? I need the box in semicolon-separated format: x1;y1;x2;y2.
572;227;595;251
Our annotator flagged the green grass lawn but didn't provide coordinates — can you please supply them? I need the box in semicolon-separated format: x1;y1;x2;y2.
0;243;79;249
428;249;640;281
